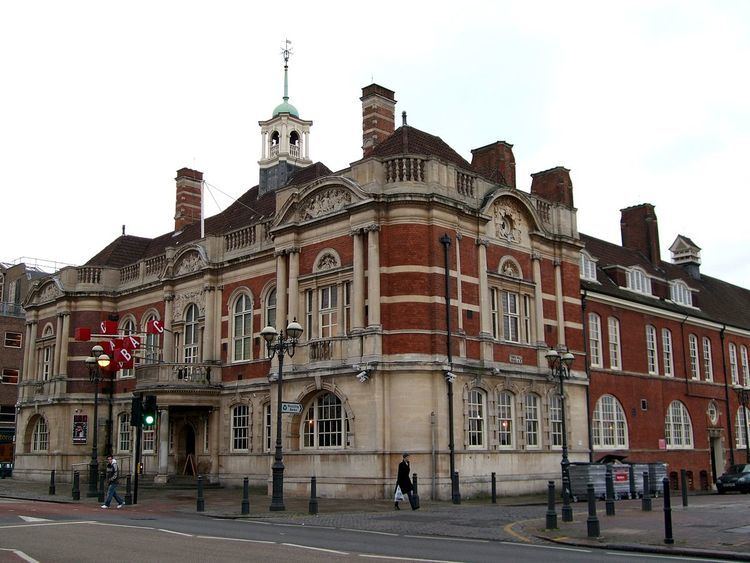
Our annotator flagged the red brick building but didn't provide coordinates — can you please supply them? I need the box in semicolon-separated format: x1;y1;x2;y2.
581;204;750;489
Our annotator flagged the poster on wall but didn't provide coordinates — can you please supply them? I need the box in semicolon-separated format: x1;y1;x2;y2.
73;415;88;444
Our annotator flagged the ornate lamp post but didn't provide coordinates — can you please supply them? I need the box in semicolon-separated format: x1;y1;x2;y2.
261;320;303;512
736;387;750;464
85;344;110;497
546;348;574;522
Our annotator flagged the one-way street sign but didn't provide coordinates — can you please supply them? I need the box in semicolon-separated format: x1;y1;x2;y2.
281;402;303;414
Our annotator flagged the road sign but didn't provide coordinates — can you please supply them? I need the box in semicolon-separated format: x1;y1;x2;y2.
281;402;303;414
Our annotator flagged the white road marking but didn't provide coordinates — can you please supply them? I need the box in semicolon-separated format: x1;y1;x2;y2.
196;535;275;544
340;528;399;536
88;522;156;530
359;555;461;563
500;541;591;553
282;543;349;555
0;521;95;529
404;535;488;543
0;548;40;563
158;528;193;537
606;553;720;562
243;520;273;525
18;516;51;523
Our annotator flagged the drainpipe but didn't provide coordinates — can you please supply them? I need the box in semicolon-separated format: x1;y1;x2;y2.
720;326;736;466
430;411;437;500
581;290;594;462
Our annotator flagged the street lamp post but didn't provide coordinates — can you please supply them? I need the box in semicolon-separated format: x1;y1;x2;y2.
736;387;750;464
85;345;110;498
546;348;574;522
261;320;303;512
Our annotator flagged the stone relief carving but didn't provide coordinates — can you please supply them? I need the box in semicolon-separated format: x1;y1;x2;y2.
492;200;523;244
38;282;62;303
500;260;521;278
300;188;351;220
316;252;339;271
174;251;203;276
172;289;206;322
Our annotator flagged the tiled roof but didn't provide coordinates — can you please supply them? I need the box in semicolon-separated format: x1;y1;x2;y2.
581;233;750;331
86;185;276;267
371;126;472;170
286;162;333;187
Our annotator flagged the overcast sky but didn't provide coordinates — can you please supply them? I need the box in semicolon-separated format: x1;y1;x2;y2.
1;1;748;286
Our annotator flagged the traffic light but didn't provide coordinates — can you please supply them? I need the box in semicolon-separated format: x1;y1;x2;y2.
142;395;157;427
130;394;143;428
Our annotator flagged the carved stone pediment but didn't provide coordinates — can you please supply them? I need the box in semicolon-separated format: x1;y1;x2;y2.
492;200;524;244
300;187;352;221
174;250;204;276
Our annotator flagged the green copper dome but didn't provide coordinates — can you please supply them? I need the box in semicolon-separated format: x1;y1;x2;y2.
272;99;299;117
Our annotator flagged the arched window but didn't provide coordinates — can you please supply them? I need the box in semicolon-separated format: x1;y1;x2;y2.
497;391;515;448
265;288;277;329
703;337;713;382
688;335;699;380
118;413;131;452
549;393;563;447
143;314;160;364
303;393;346;448
665;401;693;449
231;404;250;452
467;389;486;448
579;252;597;281
662;329;674;377
626;268;651;294
741;346;750;387
729;343;739;386
270;131;280;156
184;304;199;363
608;317;621;370
40;324;54;381
735;407;750;449
524;394;540;448
645;325;658;375
119;318;136;378
592;395;628;449
289;130;300;157
670;280;692;306
588;313;602;367
32;417;49;452
232;293;253;362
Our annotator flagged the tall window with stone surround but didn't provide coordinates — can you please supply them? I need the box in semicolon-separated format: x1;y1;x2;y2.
497;391;514;448
688;334;699;380
467;389;486;448
662;329;674;377
118;413;131;452
184;304;199;364
608;317;621;370
231;404;249;452
303;393;345;448
588;313;602;367
703;337;714;382
645;325;658;375
32;417;49;452
524;394;540;448
550;393;563;448
729;343;739;386
232;293;253;362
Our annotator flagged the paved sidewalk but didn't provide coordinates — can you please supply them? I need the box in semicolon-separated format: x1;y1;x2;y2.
515;493;750;561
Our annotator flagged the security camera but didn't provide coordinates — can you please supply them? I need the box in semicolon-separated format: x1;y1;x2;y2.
356;370;369;383
445;371;457;384
268;371;278;382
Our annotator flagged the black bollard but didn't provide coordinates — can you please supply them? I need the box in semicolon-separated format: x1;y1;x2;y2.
605;465;615;516
545;480;558;530
411;473;420;509
125;475;132;506
196;475;205;512
241;477;250;515
628;464;636;499
642;472;652;511
680;469;688;508
561;475;573;523
308;476;318;515
98;471;106;503
72;471;80;501
452;471;461;505
663;477;674;545
586;483;600;538
49;470;56;496
491;472;497;504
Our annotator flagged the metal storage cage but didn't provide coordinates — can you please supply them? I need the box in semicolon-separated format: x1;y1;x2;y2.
569;463;607;500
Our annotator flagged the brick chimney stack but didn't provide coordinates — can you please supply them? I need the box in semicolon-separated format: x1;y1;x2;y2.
361;84;396;158
620;203;661;267
174;168;203;232
530;167;574;207
470;141;516;188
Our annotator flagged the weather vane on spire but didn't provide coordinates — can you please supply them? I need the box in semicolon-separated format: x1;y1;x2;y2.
281;39;293;102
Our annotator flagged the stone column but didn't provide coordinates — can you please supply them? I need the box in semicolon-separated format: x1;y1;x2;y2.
554;258;566;346
366;225;381;328
304;131;309;159
477;239;491;337
455;233;464;331
210;408;220;482
337;281;346;336
28;321;38;379
59;313;70;376
163;292;174;362
352;230;365;331
203;284;215;362
275;251;288;331
53;314;63;376
155;408;170;483
288;248;300;324
22;322;33;379
262;132;267;159
532;252;546;346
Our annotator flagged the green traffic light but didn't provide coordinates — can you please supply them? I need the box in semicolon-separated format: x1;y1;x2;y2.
144;414;155;425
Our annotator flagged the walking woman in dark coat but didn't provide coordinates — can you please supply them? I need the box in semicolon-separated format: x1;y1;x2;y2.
395;452;413;510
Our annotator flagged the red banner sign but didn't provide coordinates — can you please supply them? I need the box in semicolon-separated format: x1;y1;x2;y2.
99;320;118;335
147;319;164;334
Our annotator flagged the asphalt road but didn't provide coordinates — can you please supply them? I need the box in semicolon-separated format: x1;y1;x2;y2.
0;499;721;562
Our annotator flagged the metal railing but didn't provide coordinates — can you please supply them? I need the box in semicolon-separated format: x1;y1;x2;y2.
0;302;24;318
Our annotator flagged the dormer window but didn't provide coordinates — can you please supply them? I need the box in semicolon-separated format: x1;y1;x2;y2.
626;267;651;295
580;252;597;281
670;280;692;306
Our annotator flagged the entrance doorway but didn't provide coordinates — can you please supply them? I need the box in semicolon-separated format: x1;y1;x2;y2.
710;436;723;484
180;425;196;476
